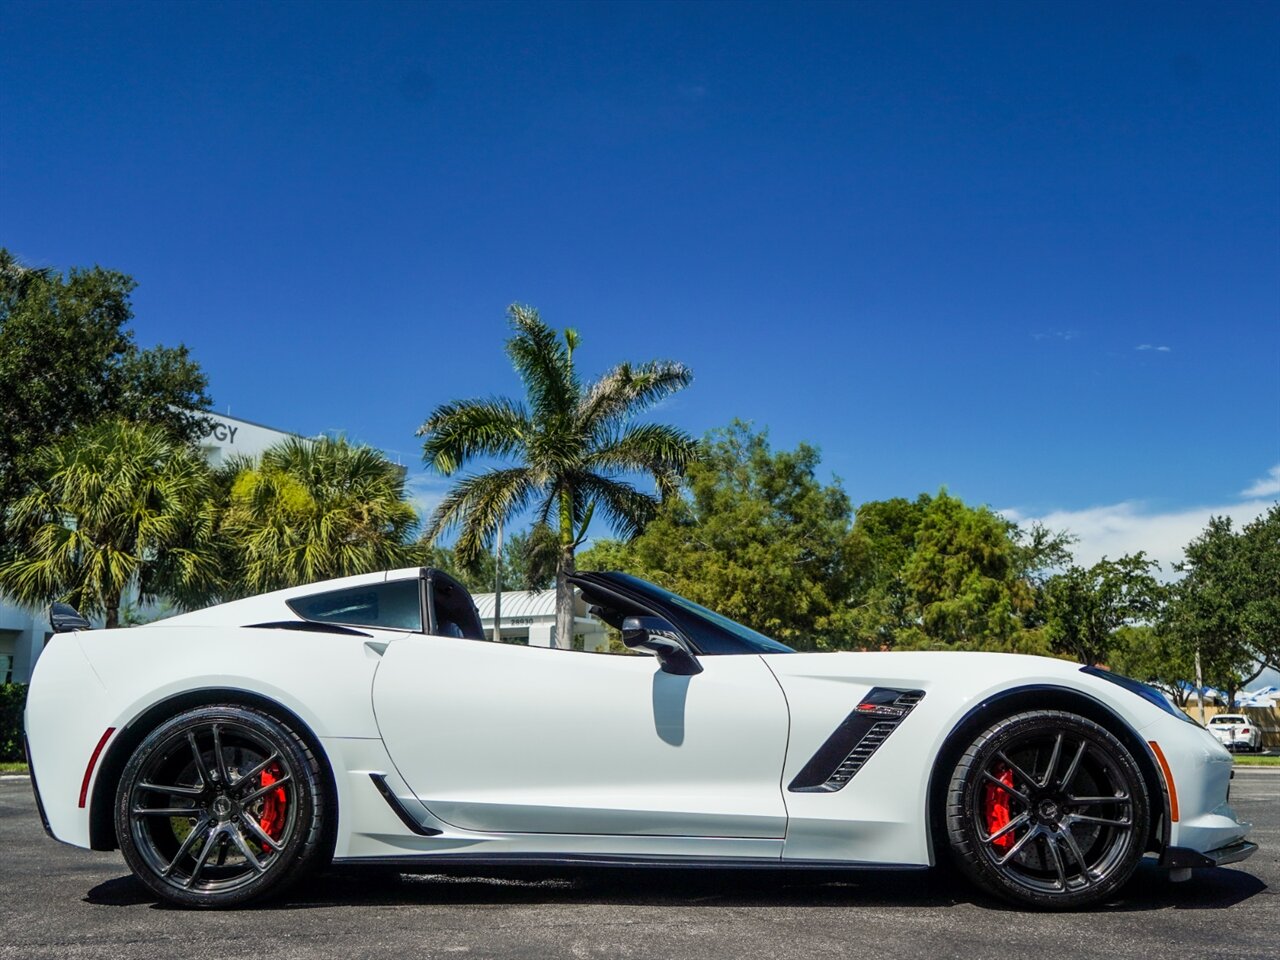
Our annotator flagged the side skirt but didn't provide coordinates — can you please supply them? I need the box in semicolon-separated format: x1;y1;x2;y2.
332;852;930;872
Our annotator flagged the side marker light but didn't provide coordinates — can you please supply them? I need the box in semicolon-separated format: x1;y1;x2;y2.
78;728;116;809
1148;740;1179;823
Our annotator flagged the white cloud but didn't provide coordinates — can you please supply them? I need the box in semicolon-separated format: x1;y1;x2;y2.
1002;498;1273;578
404;472;451;529
1136;344;1172;352
1242;464;1280;498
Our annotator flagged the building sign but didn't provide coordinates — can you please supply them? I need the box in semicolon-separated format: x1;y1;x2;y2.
201;421;239;444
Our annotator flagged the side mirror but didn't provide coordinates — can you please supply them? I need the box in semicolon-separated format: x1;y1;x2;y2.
621;616;702;676
49;602;91;634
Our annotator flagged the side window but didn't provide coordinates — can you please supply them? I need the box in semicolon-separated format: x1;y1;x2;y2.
288;580;422;631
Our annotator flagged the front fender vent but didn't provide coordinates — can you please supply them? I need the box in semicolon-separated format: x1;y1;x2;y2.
788;688;925;793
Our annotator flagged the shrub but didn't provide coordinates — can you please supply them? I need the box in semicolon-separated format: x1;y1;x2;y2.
0;684;28;762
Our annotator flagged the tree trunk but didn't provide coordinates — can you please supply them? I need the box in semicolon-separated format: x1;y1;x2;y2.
1231;663;1268;707
555;546;576;650
106;603;119;630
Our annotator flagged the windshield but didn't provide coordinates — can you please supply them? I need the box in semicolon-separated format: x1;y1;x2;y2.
602;573;794;655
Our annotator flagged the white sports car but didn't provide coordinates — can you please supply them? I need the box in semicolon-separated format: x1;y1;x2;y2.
25;568;1255;910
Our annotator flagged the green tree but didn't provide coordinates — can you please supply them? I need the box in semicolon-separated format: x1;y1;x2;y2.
844;493;1070;652
579;422;858;650
418;305;696;648
1239;505;1280;671
222;437;418;596
895;491;1052;653
1043;553;1164;667
1163;508;1280;703
845;495;932;648
0;250;210;526
1012;521;1079;625
0;420;219;627
1109;625;1196;706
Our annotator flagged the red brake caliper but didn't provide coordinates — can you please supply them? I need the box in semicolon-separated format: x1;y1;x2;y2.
984;764;1015;852
257;763;288;849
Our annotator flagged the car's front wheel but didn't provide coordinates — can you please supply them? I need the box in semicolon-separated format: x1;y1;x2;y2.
114;704;328;908
946;710;1150;909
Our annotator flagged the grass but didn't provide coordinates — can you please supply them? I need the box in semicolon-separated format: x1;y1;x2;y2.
0;762;29;774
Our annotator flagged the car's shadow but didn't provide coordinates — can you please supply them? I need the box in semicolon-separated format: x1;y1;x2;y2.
84;860;1266;913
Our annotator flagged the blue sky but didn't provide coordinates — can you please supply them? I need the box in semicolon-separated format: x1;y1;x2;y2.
2;0;1277;571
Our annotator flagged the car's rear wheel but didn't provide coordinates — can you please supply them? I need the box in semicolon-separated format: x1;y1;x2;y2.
114;704;327;908
946;710;1149;910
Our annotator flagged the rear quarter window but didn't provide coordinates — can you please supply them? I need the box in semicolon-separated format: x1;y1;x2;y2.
288;579;422;631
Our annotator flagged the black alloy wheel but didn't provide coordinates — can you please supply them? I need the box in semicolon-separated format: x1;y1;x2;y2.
946;710;1150;909
115;704;328;908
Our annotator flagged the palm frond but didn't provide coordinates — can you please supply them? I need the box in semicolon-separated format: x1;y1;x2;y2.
417;397;531;475
425;467;537;564
531;487;561;530
574;474;661;542
0;419;226;616
578;360;692;435
0;250;56;301
586;423;698;487
517;522;561;591
504;304;579;422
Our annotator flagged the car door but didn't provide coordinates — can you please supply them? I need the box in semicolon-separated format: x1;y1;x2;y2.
371;584;790;839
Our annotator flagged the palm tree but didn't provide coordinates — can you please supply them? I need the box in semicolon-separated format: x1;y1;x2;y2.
0;419;220;628
222;436;418;596
418;305;697;648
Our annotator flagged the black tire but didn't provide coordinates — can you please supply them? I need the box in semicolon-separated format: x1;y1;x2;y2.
946;710;1149;910
114;704;328;908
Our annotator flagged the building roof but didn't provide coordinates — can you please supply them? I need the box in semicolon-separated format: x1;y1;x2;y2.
471;590;589;620
201;410;313;440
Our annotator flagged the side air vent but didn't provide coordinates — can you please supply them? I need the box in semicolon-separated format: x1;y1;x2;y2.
788;688;925;793
369;774;442;836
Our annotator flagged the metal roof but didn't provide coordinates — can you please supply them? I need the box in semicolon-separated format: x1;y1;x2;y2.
471;590;596;621
472;590;559;620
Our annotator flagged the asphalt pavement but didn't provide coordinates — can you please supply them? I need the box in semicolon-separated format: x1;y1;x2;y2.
1;770;1276;960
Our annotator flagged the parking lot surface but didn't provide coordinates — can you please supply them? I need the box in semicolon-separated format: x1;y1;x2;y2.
1;770;1276;960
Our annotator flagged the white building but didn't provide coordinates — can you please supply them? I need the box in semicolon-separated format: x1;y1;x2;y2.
195;411;314;466
0;412;308;684
472;590;609;651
